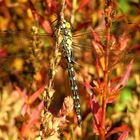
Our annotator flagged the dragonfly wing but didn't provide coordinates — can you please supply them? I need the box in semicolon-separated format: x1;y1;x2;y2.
0;30;53;73
72;21;139;73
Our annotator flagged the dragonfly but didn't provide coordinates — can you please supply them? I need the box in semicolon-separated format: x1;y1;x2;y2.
0;19;91;125
0;19;138;125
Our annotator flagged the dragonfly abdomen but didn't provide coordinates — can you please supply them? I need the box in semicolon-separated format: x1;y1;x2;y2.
56;19;82;125
66;59;82;125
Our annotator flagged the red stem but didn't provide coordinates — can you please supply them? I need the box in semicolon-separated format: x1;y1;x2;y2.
100;14;111;140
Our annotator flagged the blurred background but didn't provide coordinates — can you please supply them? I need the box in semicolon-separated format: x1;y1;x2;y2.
0;0;140;140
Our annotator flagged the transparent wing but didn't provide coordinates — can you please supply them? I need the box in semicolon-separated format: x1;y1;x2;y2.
73;22;139;43
0;30;53;54
72;21;140;73
0;30;54;78
0;21;139;73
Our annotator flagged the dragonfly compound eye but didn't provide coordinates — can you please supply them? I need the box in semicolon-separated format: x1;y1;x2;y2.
65;22;71;29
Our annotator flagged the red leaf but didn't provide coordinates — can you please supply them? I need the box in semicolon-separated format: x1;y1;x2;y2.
112;60;133;92
90;95;103;134
83;78;94;98
21;101;44;137
91;29;101;43
66;0;72;8
15;86;30;115
90;95;100;114
15;86;26;98
92;121;100;135
40;20;53;34
29;1;53;34
92;107;103;135
90;28;105;54
92;40;104;82
84;81;93;90
0;48;8;58
21;124;31;137
47;0;52;6
29;101;44;126
21;104;30;116
16;85;45;115
119;34;130;51
29;85;45;104
106;124;131;138
118;131;129;140
51;0;57;12
79;0;90;10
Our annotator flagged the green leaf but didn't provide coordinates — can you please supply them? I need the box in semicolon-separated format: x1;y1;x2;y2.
115;103;125;112
118;0;130;13
115;87;133;112
120;88;132;103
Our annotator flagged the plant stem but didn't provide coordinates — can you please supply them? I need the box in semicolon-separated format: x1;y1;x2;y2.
100;1;112;139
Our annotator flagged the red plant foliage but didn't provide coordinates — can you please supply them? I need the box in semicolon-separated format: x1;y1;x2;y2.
0;0;138;139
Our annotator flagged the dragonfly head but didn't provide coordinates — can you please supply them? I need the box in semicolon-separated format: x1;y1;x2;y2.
61;20;71;30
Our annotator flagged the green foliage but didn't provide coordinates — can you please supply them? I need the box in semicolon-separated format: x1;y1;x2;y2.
119;0;130;13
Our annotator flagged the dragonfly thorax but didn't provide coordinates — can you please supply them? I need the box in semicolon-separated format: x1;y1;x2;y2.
55;20;73;53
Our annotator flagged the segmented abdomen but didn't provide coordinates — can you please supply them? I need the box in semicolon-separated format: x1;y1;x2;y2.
62;44;82;125
56;19;82;125
66;54;82;125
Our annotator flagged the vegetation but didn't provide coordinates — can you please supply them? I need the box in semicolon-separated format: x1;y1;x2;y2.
0;0;140;140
